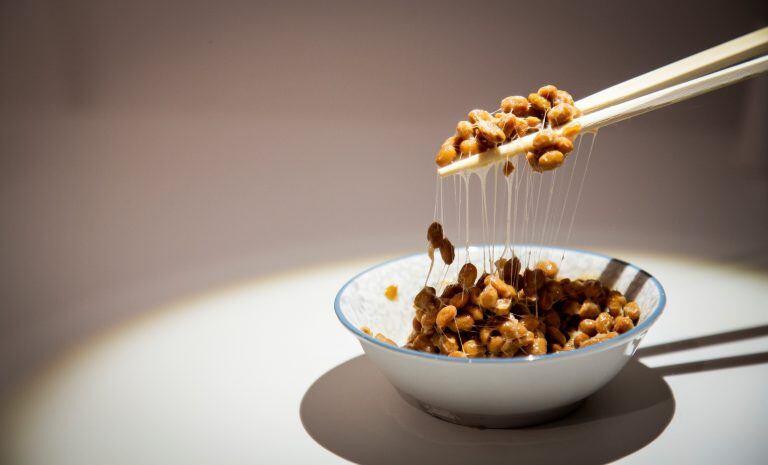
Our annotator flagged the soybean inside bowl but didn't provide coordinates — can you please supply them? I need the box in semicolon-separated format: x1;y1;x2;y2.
335;245;666;428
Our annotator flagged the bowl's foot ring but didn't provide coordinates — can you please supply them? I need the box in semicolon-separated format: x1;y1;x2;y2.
396;389;583;429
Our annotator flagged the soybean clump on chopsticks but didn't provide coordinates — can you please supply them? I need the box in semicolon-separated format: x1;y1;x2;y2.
435;84;582;173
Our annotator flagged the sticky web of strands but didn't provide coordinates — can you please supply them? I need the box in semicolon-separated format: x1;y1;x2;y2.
426;130;599;291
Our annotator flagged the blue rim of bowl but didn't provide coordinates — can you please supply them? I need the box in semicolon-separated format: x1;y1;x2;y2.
334;245;667;363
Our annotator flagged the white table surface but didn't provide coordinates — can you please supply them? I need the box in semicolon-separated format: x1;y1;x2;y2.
2;251;767;465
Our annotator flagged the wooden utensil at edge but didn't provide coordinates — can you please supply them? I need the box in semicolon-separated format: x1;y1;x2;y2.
438;27;768;177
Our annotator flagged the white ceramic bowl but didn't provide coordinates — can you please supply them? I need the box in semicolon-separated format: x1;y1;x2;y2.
335;246;666;428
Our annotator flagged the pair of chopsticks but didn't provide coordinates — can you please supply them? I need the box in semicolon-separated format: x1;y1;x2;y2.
438;27;768;177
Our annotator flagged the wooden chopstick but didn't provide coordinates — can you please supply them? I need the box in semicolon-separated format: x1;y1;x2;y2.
576;55;768;134
576;27;768;114
438;27;768;177
438;54;768;177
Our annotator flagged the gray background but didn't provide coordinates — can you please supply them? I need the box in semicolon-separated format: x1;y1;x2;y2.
1;0;766;394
